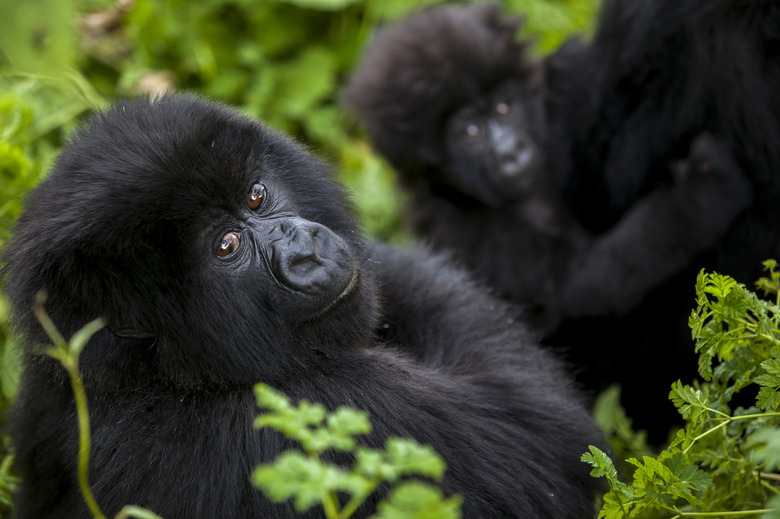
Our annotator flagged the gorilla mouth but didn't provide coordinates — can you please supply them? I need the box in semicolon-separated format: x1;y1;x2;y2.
314;266;361;318
501;147;535;178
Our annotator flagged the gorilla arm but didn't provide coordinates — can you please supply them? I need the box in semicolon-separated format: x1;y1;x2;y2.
547;134;752;327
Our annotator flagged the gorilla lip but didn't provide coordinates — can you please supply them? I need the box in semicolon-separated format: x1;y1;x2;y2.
314;266;360;318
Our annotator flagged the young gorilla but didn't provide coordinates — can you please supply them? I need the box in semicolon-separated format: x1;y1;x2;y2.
342;3;752;332
2;94;602;518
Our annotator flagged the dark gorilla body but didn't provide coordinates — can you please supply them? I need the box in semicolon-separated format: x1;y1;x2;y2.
342;3;754;441
3;95;602;518
548;0;780;439
342;3;751;331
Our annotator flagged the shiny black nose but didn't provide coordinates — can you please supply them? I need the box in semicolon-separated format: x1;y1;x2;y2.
271;218;352;295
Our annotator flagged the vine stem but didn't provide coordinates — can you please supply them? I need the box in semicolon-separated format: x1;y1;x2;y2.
321;491;340;519
684;412;780;454
67;363;107;519
339;478;381;519
671;509;773;517
683;420;728;455
116;506;165;519
758;471;780;483
34;303;107;519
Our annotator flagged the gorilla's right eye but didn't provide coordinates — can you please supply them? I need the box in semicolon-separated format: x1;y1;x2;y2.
465;123;481;137
217;232;240;258
495;102;511;116
247;183;267;210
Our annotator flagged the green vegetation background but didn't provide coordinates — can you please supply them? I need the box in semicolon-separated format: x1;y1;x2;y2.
0;0;597;515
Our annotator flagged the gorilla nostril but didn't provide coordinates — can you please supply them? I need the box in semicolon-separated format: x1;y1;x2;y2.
273;219;348;293
287;250;321;270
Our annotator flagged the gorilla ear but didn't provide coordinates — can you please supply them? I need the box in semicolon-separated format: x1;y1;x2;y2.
108;325;156;340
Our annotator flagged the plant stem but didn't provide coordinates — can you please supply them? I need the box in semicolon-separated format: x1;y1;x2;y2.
115;505;165;519
673;510;773;517
321;491;340;519
684;412;780;454
683;420;729;454
340;481;380;519
66;361;106;519
35;301;106;519
758;471;780;483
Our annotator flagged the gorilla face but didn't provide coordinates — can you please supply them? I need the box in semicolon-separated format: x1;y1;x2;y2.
4;94;379;385
202;180;360;324
443;79;547;206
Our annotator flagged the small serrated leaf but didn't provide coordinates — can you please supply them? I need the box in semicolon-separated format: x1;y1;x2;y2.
371;482;461;519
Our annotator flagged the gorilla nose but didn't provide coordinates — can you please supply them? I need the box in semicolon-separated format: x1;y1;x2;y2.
273;219;352;294
499;142;534;178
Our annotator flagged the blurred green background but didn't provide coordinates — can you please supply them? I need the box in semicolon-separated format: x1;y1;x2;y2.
0;0;599;513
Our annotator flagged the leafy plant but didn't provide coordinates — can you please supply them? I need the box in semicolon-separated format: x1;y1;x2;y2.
253;383;462;519
32;296;163;519
584;260;780;518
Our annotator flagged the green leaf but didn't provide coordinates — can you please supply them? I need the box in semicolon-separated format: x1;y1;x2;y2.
703;273;738;300
355;438;446;484
581;446;635;500
67;318;105;356
371;482;462;519
669;381;712;424
276;0;362;11
755;359;780;410
276;46;337;119
747;426;780;472
660;452;712;492
253;451;354;512
757;388;780;411
762;494;780;519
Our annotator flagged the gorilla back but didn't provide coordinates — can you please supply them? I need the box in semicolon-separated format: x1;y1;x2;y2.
2;94;601;518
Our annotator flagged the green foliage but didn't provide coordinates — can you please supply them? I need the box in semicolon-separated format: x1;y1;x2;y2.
585;261;780;518
593;385;654;465
507;0;598;52
34;299;163;519
253;383;461;519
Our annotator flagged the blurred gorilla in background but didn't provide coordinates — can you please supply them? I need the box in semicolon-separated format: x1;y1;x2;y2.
550;0;780;440
2;94;603;518
342;2;754;441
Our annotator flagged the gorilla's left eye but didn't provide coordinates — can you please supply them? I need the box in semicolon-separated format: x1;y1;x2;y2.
247;183;267;210
495;102;511;116
217;232;241;258
465;123;481;137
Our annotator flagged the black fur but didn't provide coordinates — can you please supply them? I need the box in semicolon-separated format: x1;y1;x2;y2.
342;2;754;441
564;0;780;253
2;94;602;518
544;0;780;439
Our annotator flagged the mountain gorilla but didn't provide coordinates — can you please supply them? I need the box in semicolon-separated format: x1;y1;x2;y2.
564;0;780;259
2;94;603;518
341;2;755;441
547;0;780;440
342;4;751;337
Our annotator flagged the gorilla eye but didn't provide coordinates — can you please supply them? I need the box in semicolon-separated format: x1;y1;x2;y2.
247;183;267;210
465;124;481;137
217;232;240;258
495;102;510;116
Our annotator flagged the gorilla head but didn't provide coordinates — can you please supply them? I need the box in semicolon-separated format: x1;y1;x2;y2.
343;2;546;207
4;94;379;386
